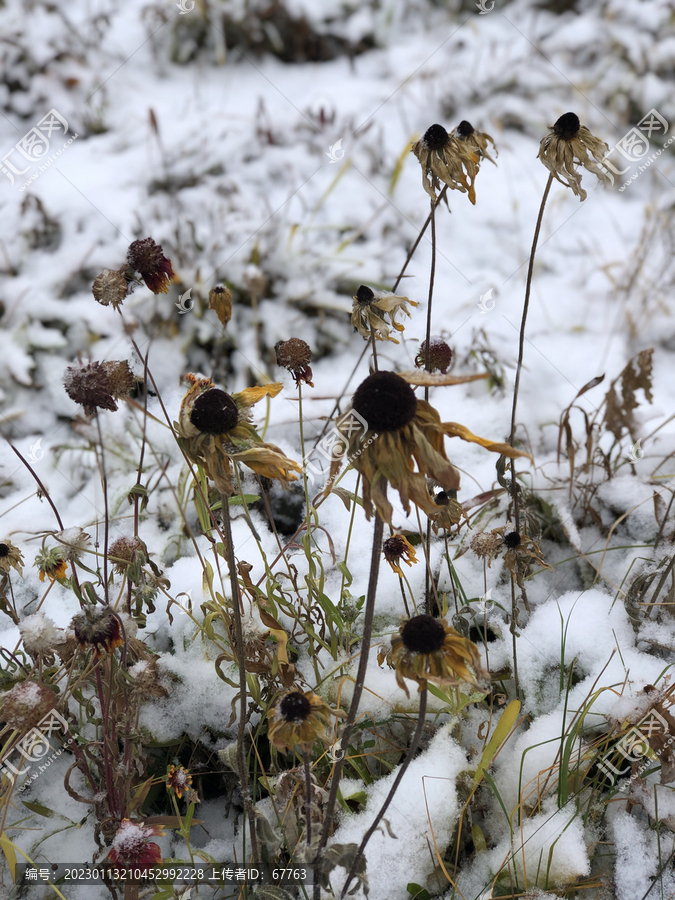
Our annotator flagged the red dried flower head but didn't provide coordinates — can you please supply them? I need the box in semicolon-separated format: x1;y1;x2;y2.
166;764;192;800
108;819;164;868
72;606;123;657
127;238;175;294
415;337;453;374
63;360;133;416
275;338;313;387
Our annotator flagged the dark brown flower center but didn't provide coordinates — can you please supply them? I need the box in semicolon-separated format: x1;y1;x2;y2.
503;531;521;548
423;124;450;150
352;371;417;432
553;112;580;141
401;615;446;653
190;389;238;435
434;491;450;506
0;543;9;557
383;535;407;562
279;692;311;722
456;120;474;138
415;337;453;373
355;285;375;306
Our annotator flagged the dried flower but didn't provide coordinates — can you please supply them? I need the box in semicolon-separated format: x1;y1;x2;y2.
327;371;529;525
276;338;313;387
452;119;498;177
0;540;24;576
20;614;60;655
56;527;92;562
63;360;134;416
267;690;335;753
1;680;57;730
72;606;124;657
108;536;144;575
491;525;551;608
166;765;192;799
92;269;128;310
470;530;502;566
383;534;418;577
209;284;233;327
430;490;464;534
415;338;453;374
391;614;489;698
411;123;481;203
351;284;418;344
503;531;521;549
176;374;301;496
538;112;609;201
127;238;176;294
107;819;165;868
34;547;67;583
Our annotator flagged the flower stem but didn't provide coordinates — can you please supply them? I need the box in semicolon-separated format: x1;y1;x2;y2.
341;685;428;897
314;511;385;899
94;412;110;604
509;172;553;532
370;326;379;372
220;492;260;862
303;749;312;852
424;201;437;610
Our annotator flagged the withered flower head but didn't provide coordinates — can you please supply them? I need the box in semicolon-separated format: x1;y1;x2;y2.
63;360;133;416
267;689;335;753
1;680;57;731
34;546;67;583
108;819;165;868
411;123;484;204
391;614;489;697
127;238;176;294
430;489;464;534
166;764;192;800
538;112;609;201
451;119;498;171
275;338;313;387
352;371;417;432
108;536;144;575
351;285;418;344
415;337;453;374
72;606;123;657
92;269;128;311
176;375;301;496
503;531;521;549
383;534;418;577
470;530;502;566
56;527;92;562
209;284;233;327
327;370;530;525
0;540;24;576
20;614;60;655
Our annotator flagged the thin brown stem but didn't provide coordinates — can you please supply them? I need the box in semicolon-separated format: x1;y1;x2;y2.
341;686;428;897
314;511;385;897
509;173;553;532
424;201;437;609
220;493;260;862
510;576;520;702
303;750;312;851
370;326;379;371
94;412;110;604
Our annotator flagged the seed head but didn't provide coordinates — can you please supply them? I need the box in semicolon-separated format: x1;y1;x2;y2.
275;338;313;387
352;371;417;432
1;680;57;731
415;337;453;373
20;614;60;655
92;269;128;310
64;361;118;415
72;606;123;657
423;124;450;151
355;285;375;306
127;238;175;294
189;388;239;435
101;360;135;399
279;691;311;722
503;531;521;549
455;120;475;139
552;112;581;141
401;614;446;653
470;530;502;563
108;536;144;574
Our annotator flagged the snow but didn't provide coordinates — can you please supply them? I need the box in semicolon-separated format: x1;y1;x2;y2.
2;0;675;896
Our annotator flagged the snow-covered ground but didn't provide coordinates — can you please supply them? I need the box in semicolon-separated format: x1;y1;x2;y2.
2;0;675;898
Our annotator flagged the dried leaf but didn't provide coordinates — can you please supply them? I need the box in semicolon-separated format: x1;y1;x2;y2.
399;371;488;387
208;285;233;326
443;421;533;460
